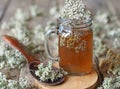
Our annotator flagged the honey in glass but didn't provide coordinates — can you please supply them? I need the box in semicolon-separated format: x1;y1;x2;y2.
58;20;93;75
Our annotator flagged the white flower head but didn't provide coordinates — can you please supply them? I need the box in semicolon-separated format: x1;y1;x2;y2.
61;0;92;21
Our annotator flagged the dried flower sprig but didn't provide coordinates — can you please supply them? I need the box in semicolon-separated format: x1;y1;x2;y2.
62;0;92;21
35;60;67;82
0;72;29;89
97;76;120;89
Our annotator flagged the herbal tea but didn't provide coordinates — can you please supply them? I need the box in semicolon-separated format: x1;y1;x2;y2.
59;29;93;75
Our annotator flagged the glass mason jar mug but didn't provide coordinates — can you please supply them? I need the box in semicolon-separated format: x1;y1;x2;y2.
45;18;93;75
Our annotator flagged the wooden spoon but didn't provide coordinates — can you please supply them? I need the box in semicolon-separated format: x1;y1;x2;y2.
2;35;65;86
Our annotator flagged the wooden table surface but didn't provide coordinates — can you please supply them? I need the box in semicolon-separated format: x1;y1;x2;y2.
0;0;120;27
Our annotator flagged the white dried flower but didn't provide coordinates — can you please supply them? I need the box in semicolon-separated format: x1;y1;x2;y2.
0;22;9;30
61;0;92;21
95;11;110;24
98;76;120;89
0;72;30;89
7;80;18;89
19;77;29;89
50;7;58;15
0;61;5;69
15;8;30;22
0;40;26;69
35;60;67;82
113;38;120;48
30;5;43;17
33;25;45;44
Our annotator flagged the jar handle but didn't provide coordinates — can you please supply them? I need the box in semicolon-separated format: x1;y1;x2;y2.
44;27;59;61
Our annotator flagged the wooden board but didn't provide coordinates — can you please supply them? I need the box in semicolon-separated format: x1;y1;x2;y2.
34;69;98;89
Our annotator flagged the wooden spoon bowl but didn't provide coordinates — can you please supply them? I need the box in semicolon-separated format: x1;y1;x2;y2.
2;35;65;86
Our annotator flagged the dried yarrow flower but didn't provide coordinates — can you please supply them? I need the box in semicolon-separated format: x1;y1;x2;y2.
61;0;92;22
0;72;30;89
35;60;67;82
97;76;120;89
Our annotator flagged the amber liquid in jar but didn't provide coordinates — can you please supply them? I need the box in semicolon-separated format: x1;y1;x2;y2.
59;28;93;75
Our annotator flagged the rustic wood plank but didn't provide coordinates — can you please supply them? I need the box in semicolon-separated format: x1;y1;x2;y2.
0;0;11;25
106;0;120;18
1;0;32;24
86;0;120;18
0;0;8;18
1;0;120;26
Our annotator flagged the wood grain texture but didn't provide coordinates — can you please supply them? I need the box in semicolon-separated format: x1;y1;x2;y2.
1;0;120;25
0;0;8;18
34;69;98;89
0;0;32;23
0;0;11;24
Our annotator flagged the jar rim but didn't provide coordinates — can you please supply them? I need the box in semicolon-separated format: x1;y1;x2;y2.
59;17;92;29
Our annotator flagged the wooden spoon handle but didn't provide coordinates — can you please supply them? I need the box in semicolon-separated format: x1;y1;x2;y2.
2;35;36;63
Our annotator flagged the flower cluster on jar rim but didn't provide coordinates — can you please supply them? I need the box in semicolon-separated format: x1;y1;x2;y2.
61;0;92;23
